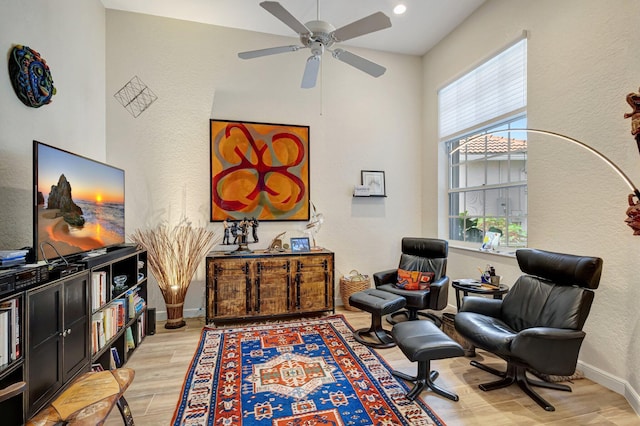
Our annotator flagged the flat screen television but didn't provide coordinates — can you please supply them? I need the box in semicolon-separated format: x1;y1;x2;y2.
33;141;125;262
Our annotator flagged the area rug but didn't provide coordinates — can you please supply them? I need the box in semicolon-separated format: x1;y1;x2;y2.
172;315;446;425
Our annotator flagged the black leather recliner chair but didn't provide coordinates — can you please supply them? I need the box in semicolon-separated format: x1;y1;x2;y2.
373;237;449;325
455;248;603;411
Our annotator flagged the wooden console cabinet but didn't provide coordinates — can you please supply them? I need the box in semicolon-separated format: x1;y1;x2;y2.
206;250;334;323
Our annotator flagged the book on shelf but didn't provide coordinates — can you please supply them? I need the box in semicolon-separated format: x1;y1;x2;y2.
91;363;104;372
0;310;9;366
91;298;131;354
110;347;121;369
126;287;146;319
111;298;126;328
125;327;135;351
136;314;146;342
91;271;107;311
0;297;19;362
91;311;106;354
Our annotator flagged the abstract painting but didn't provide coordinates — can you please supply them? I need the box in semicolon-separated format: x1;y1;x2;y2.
210;120;310;221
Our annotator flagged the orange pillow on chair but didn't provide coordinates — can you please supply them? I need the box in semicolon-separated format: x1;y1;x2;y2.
395;269;435;290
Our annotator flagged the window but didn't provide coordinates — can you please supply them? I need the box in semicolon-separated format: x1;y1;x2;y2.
446;118;528;247
439;38;527;248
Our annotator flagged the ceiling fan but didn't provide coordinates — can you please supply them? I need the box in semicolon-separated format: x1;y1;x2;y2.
238;1;392;89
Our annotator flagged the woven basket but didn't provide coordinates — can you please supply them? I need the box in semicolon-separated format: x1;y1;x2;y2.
340;270;371;311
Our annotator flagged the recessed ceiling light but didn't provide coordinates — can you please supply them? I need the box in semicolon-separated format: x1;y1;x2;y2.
393;4;407;15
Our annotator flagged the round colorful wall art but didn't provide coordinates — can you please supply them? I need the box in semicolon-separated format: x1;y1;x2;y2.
8;45;56;108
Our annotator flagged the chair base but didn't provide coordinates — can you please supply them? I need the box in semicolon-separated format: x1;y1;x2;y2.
353;313;396;349
353;327;396;349
386;309;442;327
470;360;571;412
392;360;459;402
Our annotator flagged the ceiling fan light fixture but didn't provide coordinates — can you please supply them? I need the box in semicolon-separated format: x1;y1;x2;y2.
240;1;392;89
309;41;324;57
393;4;407;15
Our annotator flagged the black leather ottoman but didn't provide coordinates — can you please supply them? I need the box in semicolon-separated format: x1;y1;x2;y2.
349;289;406;348
391;320;464;401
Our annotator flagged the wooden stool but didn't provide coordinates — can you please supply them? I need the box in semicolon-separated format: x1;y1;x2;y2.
27;368;135;426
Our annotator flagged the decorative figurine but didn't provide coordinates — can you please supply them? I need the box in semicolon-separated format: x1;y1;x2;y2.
220;217;260;252
250;217;259;242
222;218;231;245
267;231;287;252
230;221;239;244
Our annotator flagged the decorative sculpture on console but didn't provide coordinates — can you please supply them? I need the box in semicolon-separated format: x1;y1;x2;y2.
221;217;260;252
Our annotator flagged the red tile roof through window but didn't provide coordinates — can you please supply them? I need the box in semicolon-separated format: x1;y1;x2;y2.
460;135;527;154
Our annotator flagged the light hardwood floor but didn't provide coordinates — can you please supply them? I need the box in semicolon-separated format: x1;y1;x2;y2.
106;308;639;425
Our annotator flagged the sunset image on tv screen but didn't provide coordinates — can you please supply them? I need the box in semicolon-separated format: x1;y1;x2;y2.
35;142;125;260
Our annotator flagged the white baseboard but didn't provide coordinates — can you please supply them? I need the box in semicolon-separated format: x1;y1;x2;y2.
154;307;203;321
578;360;640;416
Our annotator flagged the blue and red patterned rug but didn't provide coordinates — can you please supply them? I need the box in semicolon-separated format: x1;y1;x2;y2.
171;315;445;425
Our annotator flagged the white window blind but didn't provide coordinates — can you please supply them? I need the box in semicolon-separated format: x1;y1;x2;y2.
439;38;527;140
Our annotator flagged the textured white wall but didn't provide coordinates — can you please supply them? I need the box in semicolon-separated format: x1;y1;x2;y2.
424;0;640;411
104;11;423;320
0;0;106;249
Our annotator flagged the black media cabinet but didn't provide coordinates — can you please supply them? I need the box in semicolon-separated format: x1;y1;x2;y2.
0;248;148;423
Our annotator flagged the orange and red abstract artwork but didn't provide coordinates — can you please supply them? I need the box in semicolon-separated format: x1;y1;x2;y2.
210;120;310;221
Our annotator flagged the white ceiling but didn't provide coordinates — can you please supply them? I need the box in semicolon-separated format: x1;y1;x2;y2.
100;0;485;56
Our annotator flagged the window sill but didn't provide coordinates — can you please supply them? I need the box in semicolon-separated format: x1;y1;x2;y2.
449;244;517;258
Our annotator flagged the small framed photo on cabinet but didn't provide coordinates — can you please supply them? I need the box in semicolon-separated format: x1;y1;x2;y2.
290;237;311;252
361;170;386;196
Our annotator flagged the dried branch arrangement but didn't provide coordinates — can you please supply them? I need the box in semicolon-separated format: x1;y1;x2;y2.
130;218;219;328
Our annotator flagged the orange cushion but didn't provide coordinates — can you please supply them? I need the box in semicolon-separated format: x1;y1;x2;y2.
395;269;435;290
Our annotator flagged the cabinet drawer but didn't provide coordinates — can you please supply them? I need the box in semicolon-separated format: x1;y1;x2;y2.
295;255;330;271
210;260;250;277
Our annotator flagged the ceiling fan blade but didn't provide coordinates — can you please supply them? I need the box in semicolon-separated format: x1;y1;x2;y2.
301;55;321;89
331;11;392;42
332;48;386;77
260;1;311;36
238;45;301;59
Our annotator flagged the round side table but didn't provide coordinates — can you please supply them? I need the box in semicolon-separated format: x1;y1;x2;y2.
452;281;510;311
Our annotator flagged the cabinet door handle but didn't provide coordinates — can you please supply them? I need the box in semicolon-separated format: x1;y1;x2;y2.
246;276;252;313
